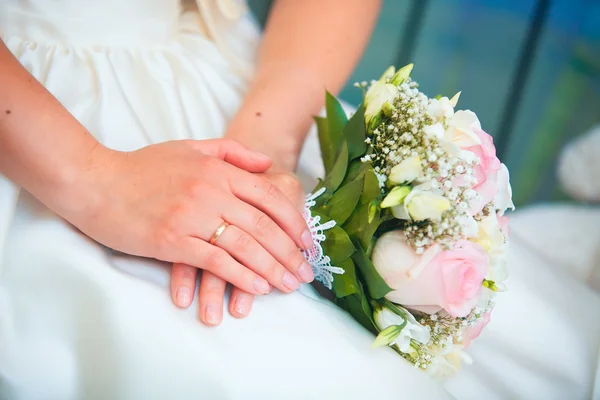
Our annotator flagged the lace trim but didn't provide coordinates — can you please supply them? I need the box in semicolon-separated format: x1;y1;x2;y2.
302;188;345;290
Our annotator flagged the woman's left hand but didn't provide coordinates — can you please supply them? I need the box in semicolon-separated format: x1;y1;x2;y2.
170;169;310;326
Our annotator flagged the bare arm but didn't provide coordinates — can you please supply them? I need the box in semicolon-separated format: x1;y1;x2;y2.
0;42;102;217
226;0;382;170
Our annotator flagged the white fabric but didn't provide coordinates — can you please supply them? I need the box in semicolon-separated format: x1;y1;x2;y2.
0;1;598;399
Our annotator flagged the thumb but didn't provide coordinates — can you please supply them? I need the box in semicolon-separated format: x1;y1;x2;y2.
195;139;272;172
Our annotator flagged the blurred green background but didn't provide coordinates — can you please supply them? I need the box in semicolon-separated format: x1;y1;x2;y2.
248;0;600;207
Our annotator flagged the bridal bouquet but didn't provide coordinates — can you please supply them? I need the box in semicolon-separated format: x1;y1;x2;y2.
303;64;514;378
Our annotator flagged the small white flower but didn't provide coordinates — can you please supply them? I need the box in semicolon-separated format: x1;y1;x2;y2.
427;97;455;123
457;214;479;238
373;306;430;353
423;122;445;140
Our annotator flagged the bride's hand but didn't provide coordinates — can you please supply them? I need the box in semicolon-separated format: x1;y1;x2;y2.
67;139;315;298
172;170;312;325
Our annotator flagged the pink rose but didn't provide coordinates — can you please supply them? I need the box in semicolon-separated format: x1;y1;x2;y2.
467;129;501;214
371;231;489;318
463;311;492;348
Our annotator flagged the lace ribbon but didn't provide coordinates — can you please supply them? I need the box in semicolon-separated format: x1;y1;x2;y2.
302;188;345;290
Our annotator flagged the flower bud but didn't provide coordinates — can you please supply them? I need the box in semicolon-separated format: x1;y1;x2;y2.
389;155;422;184
373;305;430;353
406;193;451;221
364;81;398;129
380;186;411;208
390;63;414;86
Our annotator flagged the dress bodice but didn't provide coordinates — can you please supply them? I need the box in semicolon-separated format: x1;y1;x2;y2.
0;0;250;47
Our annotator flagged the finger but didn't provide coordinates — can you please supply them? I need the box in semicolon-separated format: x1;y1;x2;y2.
229;287;254;318
224;200;314;285
190;139;272;173
231;172;313;251
171;263;198;308
213;223;301;292
198;271;226;326
177;237;271;295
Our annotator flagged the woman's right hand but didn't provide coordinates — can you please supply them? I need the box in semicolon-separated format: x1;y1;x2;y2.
66;138;315;298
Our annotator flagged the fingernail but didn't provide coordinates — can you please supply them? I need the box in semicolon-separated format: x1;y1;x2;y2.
253;278;270;294
298;262;314;283
205;303;220;325
176;287;191;307
301;229;313;250
234;294;251;316
282;271;300;291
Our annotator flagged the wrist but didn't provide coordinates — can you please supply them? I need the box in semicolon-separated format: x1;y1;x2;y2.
53;142;121;226
226;68;325;171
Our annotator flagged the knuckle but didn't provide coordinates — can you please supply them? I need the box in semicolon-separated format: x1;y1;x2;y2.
205;249;227;269
176;267;197;283
201;276;224;294
153;223;179;251
263;182;280;203
234;230;252;250
285;246;302;267
253;212;273;235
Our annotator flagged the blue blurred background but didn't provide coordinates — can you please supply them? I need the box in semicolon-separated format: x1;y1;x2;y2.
249;0;600;207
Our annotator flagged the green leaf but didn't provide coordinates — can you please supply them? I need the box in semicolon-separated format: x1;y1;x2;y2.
351;239;392;299
372;325;401;348
332;258;359;298
315;116;335;175
343;201;381;250
320;222;356;264
343;103;367;160
322;141;349;194
323;177;364;225
326;91;348;156
336;283;378;335
341;159;368;187
360;166;382;205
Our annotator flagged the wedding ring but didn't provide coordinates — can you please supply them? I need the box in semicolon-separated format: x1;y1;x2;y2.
209;222;230;245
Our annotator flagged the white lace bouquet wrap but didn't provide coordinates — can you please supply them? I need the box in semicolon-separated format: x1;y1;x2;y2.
302;64;514;378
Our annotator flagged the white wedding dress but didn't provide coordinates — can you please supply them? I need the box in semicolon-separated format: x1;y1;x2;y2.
0;1;598;399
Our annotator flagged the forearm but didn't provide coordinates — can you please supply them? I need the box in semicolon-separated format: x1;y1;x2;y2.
226;0;381;171
0;41;108;217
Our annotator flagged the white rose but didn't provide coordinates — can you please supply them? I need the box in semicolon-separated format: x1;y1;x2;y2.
494;164;515;215
444;110;482;148
427;97;454;123
388;155;422;184
373;306;430;353
391;184;451;221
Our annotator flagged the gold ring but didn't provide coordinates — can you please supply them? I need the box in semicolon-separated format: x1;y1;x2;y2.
209;222;230;245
